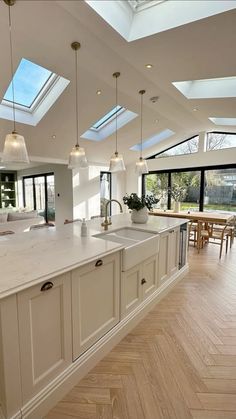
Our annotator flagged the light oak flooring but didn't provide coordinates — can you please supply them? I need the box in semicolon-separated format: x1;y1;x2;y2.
45;242;236;419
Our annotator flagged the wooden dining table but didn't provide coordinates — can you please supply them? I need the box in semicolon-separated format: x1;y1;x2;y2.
150;209;235;224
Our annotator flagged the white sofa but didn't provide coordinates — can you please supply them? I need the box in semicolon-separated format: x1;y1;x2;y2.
0;211;44;234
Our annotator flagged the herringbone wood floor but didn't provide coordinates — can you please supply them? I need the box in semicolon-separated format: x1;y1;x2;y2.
45;243;236;419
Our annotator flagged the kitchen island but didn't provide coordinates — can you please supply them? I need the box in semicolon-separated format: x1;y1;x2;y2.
0;214;188;419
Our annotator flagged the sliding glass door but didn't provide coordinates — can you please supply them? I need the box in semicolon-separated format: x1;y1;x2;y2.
143;164;236;213
171;171;201;211
23;173;55;222
204;168;236;212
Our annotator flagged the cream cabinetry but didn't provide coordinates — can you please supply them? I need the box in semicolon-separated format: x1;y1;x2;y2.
158;227;180;285
0;221;186;419
72;252;120;360
121;254;158;318
17;272;72;403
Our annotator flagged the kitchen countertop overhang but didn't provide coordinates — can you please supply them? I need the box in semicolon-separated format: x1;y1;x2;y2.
0;213;187;299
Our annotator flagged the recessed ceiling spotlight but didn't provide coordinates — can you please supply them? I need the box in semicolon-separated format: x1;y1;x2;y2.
51;134;56;139
150;96;159;103
155;119;159;123
193;108;198;112
96;89;102;95
145;64;153;69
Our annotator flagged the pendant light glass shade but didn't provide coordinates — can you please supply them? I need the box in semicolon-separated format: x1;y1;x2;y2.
109;72;126;172
2;131;29;164
68;41;88;169
68;144;87;169
135;156;149;174
135;89;148;175
109;151;125;172
2;0;29;164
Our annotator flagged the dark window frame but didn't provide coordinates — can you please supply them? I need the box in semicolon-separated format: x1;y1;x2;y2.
147;134;199;160
147;131;236;160
142;163;236;212
206;131;236;152
22;172;54;222
100;171;112;216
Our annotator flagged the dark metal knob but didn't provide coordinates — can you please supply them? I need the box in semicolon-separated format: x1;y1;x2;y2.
95;259;103;267
41;281;54;292
141;278;147;285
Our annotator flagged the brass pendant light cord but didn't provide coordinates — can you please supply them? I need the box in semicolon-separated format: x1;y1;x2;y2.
140;91;143;158
75;47;79;147
113;72;120;155
139;90;145;159
115;75;118;154
71;41;81;148
8;4;16;132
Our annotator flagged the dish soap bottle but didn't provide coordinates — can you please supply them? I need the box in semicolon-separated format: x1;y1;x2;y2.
81;218;87;237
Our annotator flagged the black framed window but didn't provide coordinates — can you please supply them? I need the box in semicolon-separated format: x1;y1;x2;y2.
147;135;199;159
206;132;236;151
100;171;111;217
23;173;55;222
143;164;236;213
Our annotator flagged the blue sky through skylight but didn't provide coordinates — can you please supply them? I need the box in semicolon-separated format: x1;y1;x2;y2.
4;58;53;108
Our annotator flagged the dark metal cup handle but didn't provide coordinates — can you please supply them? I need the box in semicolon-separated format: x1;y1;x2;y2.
41;281;54;292
95;259;103;267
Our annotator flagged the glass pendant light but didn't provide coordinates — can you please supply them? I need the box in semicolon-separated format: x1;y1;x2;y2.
2;0;29;164
135;89;148;174
109;72;125;172
68;42;88;169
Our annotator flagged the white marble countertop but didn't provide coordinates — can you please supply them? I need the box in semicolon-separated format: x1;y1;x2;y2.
0;213;187;299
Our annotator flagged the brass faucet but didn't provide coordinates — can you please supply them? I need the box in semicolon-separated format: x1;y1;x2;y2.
101;199;123;230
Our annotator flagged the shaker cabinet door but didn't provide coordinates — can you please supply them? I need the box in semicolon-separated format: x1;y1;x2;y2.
17;273;72;403
72;252;120;360
142;254;158;300
121;264;142;319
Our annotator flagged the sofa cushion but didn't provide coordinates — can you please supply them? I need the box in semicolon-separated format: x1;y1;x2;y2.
7;210;38;221
0;213;8;223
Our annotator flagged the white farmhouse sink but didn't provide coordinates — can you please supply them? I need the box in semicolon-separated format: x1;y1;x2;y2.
94;227;159;271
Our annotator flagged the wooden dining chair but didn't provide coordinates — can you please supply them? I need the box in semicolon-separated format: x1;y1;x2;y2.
211;223;234;248
188;221;198;247
196;221;210;253
207;223;230;259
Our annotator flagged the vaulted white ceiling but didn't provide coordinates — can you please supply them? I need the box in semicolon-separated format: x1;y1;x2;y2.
0;0;235;167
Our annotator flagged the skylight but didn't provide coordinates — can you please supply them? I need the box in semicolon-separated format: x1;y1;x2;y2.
128;0;166;12
92;105;124;130
172;76;236;99
3;58;53;108
0;58;70;126
82;106;138;141
86;1;236;42
130;128;175;151
209;117;236;126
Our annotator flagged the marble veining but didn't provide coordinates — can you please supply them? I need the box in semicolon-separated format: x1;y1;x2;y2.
0;214;187;299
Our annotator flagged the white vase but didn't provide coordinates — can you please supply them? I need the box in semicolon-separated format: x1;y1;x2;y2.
131;207;148;223
174;201;181;213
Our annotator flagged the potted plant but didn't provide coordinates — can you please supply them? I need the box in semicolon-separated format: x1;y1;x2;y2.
123;193;159;223
169;184;186;212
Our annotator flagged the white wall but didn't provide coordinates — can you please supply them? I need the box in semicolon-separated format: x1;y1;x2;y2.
125;132;236;195
73;165;108;220
73;164;127;220
17;164;73;225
